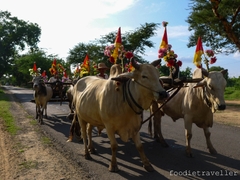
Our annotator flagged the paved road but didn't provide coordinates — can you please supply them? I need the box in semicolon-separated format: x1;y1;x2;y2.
4;86;240;180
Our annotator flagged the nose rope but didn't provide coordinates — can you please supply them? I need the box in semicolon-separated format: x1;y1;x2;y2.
203;86;224;110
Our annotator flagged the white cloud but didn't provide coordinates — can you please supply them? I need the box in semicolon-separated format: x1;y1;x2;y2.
1;0;239;79
233;51;240;59
2;0;137;21
168;26;191;38
142;1;166;14
156;25;190;38
2;0;138;58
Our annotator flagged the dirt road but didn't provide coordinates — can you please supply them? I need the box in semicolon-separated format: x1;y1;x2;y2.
0;86;239;180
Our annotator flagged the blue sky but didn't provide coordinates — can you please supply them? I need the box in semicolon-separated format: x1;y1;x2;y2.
2;0;240;77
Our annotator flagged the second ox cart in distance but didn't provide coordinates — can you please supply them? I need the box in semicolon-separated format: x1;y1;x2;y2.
30;59;73;104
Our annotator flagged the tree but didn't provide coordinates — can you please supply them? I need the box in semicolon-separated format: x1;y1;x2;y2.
159;65;192;78
13;51;50;86
99;22;159;63
66;22;160;67
180;67;192;78
186;0;240;54
227;76;240;87
67;43;105;65
0;11;41;78
159;65;170;76
209;65;229;82
13;50;68;86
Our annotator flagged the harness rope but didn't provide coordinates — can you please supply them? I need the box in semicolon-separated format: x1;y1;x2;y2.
141;86;182;125
122;78;183;125
122;80;143;114
203;86;212;108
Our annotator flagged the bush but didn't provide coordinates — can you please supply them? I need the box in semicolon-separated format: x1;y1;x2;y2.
224;87;240;100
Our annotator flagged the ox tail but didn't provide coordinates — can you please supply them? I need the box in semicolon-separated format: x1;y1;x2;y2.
148;108;153;137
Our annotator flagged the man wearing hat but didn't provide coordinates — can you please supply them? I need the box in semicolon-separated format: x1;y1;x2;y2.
96;62;109;79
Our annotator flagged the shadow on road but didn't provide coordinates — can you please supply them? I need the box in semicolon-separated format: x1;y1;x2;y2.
42;114;240;179
5;85;239;179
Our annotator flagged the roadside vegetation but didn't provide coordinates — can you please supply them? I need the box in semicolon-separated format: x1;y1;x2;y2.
225;87;240;100
0;88;19;135
225;77;240;100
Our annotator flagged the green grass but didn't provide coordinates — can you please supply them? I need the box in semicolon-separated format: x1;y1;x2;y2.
18;149;25;153
41;136;52;145
224;87;240;100
0;88;19;135
19;160;38;169
30;119;38;125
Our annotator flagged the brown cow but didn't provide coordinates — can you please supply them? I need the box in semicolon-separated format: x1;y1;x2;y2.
72;58;168;172
149;68;228;157
33;76;53;124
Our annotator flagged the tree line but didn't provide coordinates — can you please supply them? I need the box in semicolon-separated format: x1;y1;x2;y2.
1;0;240;88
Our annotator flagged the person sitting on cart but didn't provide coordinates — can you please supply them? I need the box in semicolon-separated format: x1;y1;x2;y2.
96;62;109;79
48;73;60;90
48;73;59;83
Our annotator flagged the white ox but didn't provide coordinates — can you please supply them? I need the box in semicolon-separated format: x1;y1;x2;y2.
72;58;168;172
149;68;228;157
33;76;53;124
66;64;123;142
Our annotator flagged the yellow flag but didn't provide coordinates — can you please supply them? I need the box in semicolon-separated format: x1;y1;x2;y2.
193;37;204;67
160;27;168;49
112;27;122;64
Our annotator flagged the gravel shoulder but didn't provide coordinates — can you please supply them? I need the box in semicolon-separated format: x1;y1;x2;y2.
214;100;240;127
0;89;90;180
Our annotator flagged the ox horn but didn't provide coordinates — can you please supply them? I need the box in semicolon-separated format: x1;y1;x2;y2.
151;59;162;67
131;57;140;70
201;68;209;77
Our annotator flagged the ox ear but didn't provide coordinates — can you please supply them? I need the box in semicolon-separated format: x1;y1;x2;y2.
221;69;228;76
151;59;161;67
193;79;207;88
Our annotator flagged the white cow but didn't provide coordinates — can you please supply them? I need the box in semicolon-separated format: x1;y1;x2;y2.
72;58;168;172
66;64;123;142
149;68;228;157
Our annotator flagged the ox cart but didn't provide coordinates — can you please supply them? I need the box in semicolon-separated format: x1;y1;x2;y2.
30;78;73;105
45;80;72;104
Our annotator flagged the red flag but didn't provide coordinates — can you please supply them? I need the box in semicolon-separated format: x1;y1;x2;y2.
193;37;204;67
82;54;90;72
112;27;122;64
33;62;37;72
115;27;122;44
42;70;46;77
63;70;68;78
160;27;168;49
52;59;57;66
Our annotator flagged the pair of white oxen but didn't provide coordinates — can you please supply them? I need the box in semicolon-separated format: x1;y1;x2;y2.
34;58;228;172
